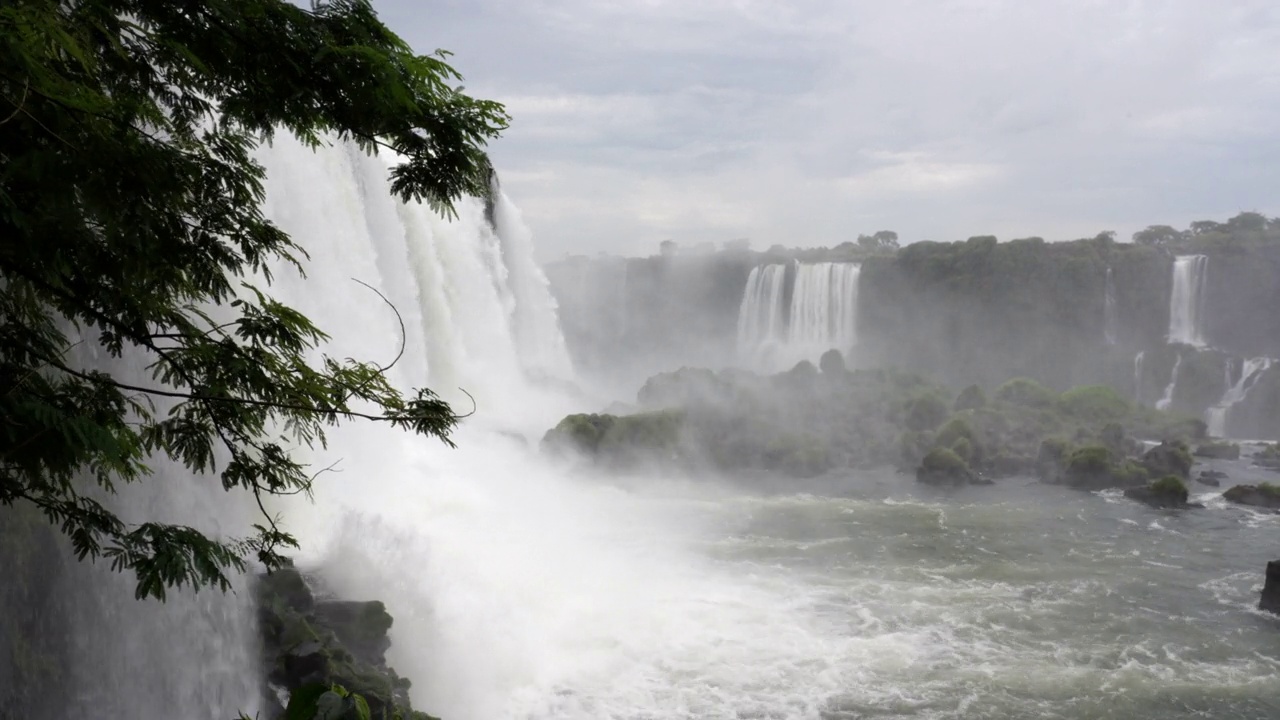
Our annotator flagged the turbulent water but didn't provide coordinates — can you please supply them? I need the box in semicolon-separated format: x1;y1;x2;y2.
28;139;1280;720
1167;256;1209;347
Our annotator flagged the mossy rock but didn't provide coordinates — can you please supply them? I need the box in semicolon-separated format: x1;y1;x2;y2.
1062;445;1147;490
905;393;950;432
1124;476;1195;509
916;447;980;486
1035;437;1073;483
1057;385;1131;422
1193;441;1240;460
1222;483;1280;510
1141;440;1193;480
994;377;1056;408
818;349;847;375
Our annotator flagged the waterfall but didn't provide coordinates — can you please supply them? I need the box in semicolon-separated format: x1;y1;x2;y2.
1103;267;1118;345
736;262;862;372
1155;353;1182;411
20;135;581;719
1133;351;1145;402
1205;357;1273;437
1167;255;1209;346
735;264;788;366
788;262;861;355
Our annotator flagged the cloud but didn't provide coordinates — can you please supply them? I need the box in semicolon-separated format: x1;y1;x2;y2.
381;0;1280;259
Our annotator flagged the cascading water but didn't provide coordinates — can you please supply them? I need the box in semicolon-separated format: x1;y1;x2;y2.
735;264;788;368
1167;255;1209;346
1133;351;1145;402
1205;357;1273;437
1103;267;1118;345
788;261;861;358
1156;354;1182;411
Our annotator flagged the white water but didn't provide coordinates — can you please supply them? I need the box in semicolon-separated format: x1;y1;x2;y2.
1167;255;1209;346
735;264;788;369
1205;357;1273;437
1134;351;1145;402
1156;354;1182;411
29;135;1280;720
789;262;860;359
1104;267;1118;345
736;261;861;372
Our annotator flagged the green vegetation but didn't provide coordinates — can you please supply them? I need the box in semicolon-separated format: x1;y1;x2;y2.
545;364;1200;485
0;0;506;598
953;384;986;412
1151;476;1188;496
995;378;1057;409
1193;441;1241;460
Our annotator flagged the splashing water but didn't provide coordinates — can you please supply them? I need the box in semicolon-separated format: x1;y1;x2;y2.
1205;357;1273;437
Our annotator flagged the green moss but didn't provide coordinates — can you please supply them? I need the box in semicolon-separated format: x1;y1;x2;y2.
1259;482;1280;497
994;377;1057;408
1151;475;1188;495
1193;441;1240;460
935;416;975;449
921;447;968;473
951;437;974;464
1066;445;1112;476
1058;385;1131;422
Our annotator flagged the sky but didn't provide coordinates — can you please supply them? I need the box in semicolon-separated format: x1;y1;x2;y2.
380;0;1280;261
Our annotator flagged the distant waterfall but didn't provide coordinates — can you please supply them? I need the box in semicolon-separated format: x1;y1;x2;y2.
736;264;788;364
736;262;861;371
1167;255;1209;346
1103;267;1118;345
1156;354;1182;411
1205;357;1273;437
789;262;861;354
1133;351;1145;402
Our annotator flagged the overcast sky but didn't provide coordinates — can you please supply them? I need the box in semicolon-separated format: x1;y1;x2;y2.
380;0;1280;261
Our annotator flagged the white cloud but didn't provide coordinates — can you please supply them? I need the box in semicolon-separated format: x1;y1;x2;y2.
382;0;1280;258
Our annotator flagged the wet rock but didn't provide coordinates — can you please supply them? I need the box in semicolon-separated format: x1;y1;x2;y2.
1222;484;1280;511
1252;443;1280;470
1141;440;1193;480
1261;560;1280;615
1195;470;1226;487
255;565;434;720
1194;441;1240;460
312;600;393;667
916;447;978;486
1123;477;1200;509
1059;445;1148;490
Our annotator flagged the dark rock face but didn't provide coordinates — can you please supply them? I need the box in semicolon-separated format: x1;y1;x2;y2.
1142;441;1193;480
1222;484;1280;510
256;566;437;720
1261;560;1280;615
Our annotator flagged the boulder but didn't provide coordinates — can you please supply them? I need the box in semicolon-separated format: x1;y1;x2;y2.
1060;445;1148;490
1222;484;1280;511
1261;560;1280;615
916;447;979;486
1195;470;1226;487
312;600;393;668
1193;441;1240;460
1123;477;1200;509
1253;443;1280;470
1141;440;1193;480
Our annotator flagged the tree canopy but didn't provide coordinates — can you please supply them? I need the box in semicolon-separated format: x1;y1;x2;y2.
0;0;507;599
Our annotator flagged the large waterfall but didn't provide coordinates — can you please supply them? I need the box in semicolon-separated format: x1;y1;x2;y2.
1205;357;1273;437
736;261;861;371
1167;255;1209;346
